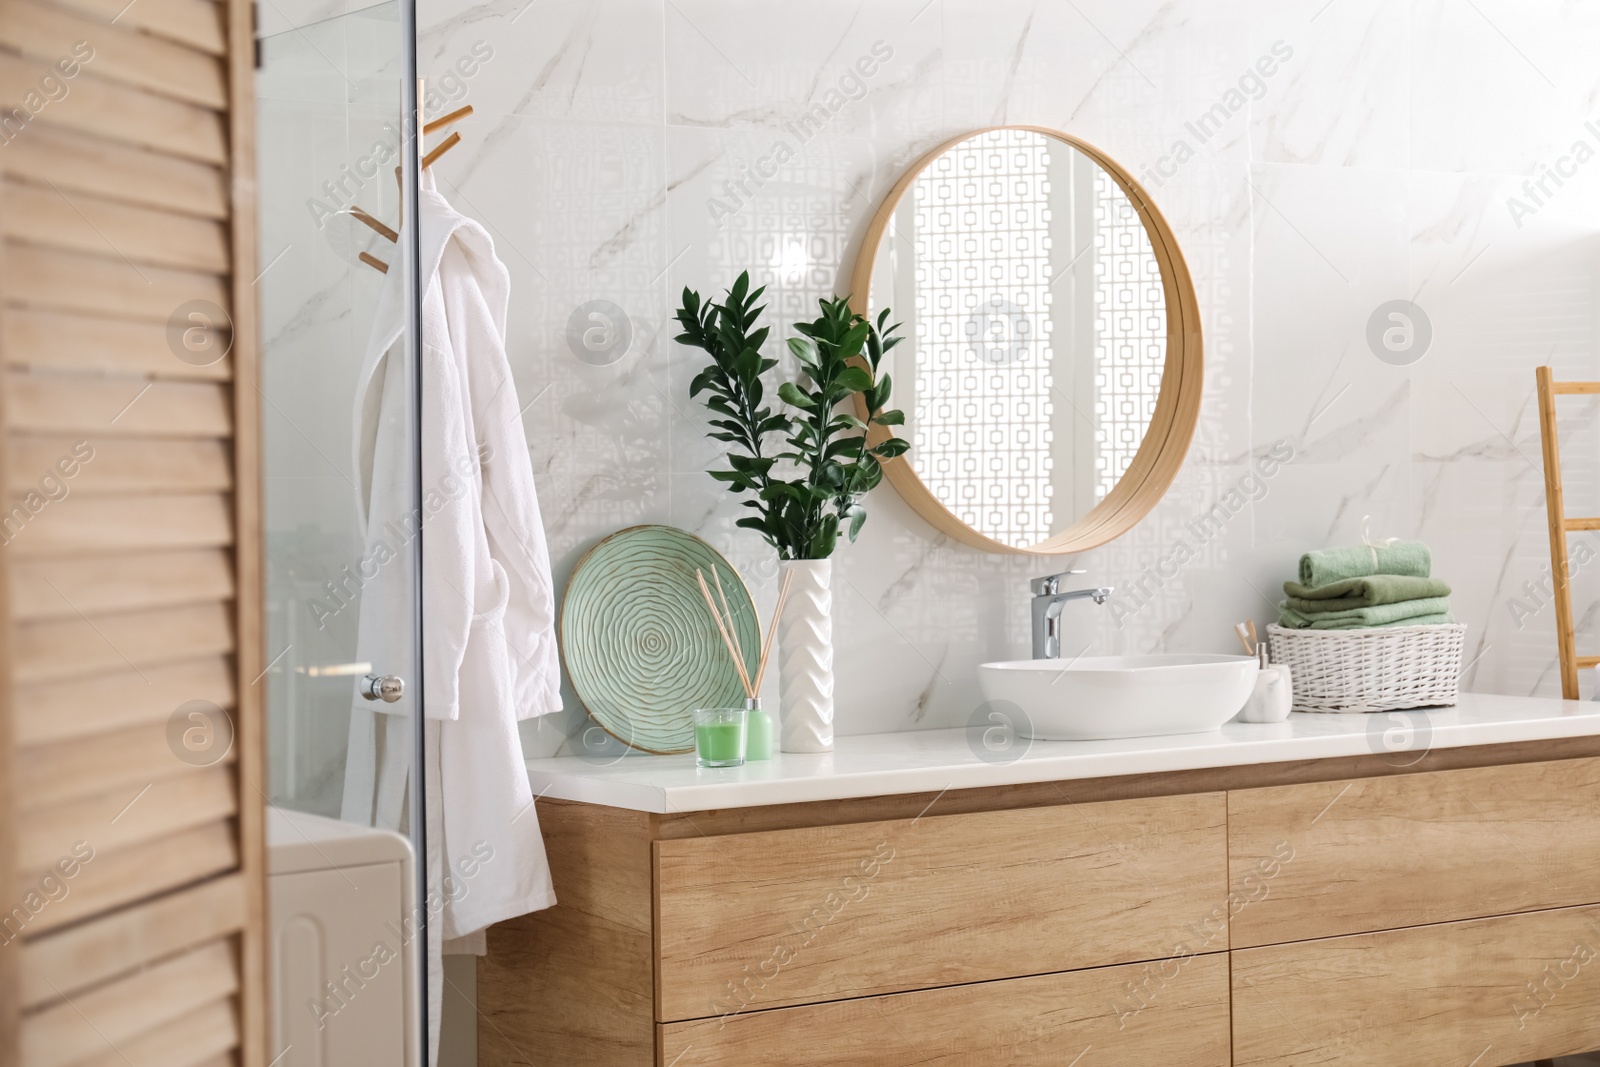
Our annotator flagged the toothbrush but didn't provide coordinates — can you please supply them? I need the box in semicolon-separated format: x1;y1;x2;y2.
1235;622;1255;655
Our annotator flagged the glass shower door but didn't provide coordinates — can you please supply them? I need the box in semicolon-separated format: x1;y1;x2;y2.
255;1;428;1063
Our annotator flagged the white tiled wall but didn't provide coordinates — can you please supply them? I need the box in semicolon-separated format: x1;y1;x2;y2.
393;0;1600;750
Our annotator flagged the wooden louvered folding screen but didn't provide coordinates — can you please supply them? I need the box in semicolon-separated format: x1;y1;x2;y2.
0;0;264;1061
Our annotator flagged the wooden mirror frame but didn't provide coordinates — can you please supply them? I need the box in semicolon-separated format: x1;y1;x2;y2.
850;125;1203;556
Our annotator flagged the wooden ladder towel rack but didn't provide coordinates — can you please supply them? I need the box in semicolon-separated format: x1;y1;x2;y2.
1534;365;1600;698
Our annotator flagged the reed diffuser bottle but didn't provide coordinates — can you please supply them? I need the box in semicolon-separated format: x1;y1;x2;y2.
744;696;775;761
696;565;793;764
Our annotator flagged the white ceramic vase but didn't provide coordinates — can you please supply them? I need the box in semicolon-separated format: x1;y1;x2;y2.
778;558;834;753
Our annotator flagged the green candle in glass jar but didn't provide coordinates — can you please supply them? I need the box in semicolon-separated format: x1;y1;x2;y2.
693;708;747;768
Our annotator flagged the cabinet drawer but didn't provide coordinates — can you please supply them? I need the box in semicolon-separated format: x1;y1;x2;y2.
661;952;1232;1067
1227;757;1600;947
653;792;1227;1020
1232;904;1600;1066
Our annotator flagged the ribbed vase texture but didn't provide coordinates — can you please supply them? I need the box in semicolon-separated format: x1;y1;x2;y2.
778;558;834;753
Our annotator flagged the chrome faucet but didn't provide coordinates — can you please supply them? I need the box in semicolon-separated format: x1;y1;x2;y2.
1031;570;1113;659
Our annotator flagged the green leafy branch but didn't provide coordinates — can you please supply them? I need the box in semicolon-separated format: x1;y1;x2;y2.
675;272;906;560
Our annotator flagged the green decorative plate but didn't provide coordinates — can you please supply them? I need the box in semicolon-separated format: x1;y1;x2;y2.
561;525;759;754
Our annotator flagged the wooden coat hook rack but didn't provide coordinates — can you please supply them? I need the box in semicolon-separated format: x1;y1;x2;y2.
354;103;472;274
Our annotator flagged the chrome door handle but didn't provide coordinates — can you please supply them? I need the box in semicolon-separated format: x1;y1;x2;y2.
360;674;406;703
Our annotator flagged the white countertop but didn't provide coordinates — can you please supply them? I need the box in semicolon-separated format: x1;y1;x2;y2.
525;692;1600;813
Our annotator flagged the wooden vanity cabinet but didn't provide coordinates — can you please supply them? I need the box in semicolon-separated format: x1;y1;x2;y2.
654;792;1226;1018
661;955;1233;1067
1226;756;1600;946
480;743;1600;1067
1227;754;1600;1066
1233;905;1600;1067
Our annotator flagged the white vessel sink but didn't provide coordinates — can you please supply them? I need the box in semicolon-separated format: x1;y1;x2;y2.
977;654;1259;741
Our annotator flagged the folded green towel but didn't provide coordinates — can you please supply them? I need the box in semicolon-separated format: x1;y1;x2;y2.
1279;611;1454;631
1277;596;1452;630
1283;575;1451;612
1298;540;1431;587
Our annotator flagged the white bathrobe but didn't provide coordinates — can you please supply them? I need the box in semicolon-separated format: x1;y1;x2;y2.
342;171;561;1062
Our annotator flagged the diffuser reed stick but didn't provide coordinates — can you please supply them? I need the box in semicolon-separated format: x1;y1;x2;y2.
695;568;753;696
695;565;794;700
753;569;793;693
711;567;745;673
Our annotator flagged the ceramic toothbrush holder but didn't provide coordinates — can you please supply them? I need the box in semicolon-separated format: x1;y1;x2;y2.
1238;663;1293;723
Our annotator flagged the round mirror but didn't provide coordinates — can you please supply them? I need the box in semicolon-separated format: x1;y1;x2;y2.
852;126;1202;554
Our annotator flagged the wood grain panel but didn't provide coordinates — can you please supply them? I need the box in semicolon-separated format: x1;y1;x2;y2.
654;793;1228;1019
17;765;234;871
5;307;231;379
18;718;236;810
13;549;233;620
0;56;226;162
0;125;227;218
6;494;233;556
483;905;653;1067
0;0;257;1057
10;437;232;495
480;801;655;1067
0;176;17;1056
1228;757;1600;947
223;0;266;1054
1232;904;1600;1067
13;601;233;683
542;798;653;932
20;821;237;936
2;244;229;320
69;994;237;1067
21;938;235;1067
3;179;229;271
661;953;1232;1067
7;374;231;436
19;874;244;1006
13;655;233;746
52;0;224;53
0;0;226;107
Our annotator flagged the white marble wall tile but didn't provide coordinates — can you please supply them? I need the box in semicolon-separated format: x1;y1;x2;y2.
662;0;941;138
1410;0;1600;176
1407;167;1600;472
1261;458;1414;564
658;124;890;530
418;0;666;126
1249;162;1411;469
1247;0;1407;169
939;0;1258;173
1075;445;1279;658
260;0;397;39
1413;456;1578;698
660;125;883;327
1146;158;1256;464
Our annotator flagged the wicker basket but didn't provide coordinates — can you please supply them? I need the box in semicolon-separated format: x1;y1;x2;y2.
1265;623;1467;713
